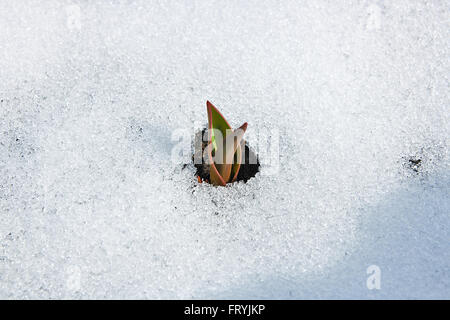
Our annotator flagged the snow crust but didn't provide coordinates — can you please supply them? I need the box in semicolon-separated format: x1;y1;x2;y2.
0;1;448;299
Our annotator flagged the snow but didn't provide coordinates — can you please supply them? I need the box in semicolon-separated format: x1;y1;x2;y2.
0;0;449;299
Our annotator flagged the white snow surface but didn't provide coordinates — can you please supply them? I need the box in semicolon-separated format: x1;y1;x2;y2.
0;0;449;299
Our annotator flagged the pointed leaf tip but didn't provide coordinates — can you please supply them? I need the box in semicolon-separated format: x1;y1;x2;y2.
238;122;248;132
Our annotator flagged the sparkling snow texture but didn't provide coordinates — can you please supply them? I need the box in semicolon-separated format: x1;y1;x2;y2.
0;1;449;299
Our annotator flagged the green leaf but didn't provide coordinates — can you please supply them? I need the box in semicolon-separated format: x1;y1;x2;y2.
206;101;247;186
207;101;231;152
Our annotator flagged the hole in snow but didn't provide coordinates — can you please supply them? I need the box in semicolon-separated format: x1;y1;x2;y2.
192;128;260;185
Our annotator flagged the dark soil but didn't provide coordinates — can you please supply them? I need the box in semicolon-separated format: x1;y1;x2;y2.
408;157;422;173
192;128;260;184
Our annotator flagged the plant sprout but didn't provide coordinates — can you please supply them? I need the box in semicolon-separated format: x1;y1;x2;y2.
204;101;248;186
